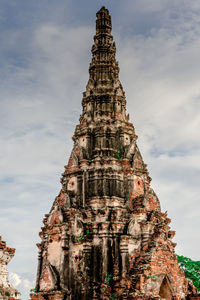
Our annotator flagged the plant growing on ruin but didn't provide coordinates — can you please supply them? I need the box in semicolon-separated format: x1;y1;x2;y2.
107;274;113;286
115;148;122;160
177;254;200;291
77;230;91;242
148;275;159;279
77;236;85;241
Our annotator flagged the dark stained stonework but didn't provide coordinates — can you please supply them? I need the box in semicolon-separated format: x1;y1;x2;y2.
30;7;199;300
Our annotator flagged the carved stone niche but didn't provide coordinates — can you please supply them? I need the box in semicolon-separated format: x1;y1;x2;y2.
145;274;173;299
124;133;131;146
127;218;142;255
72;218;84;238
127;218;141;236
79;135;87;148
126;141;135;160
39;264;55;292
67;176;78;196
115;101;121;112
159;276;173;300
48;205;63;226
86;102;92;111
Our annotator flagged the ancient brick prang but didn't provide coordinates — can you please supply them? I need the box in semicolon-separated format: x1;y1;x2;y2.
0;236;21;300
30;7;198;300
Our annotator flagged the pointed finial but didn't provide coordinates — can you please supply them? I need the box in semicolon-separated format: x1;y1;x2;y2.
96;6;112;34
86;7;119;86
97;6;109;14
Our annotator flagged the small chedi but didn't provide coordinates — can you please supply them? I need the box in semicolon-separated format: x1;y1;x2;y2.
30;7;198;300
0;236;21;300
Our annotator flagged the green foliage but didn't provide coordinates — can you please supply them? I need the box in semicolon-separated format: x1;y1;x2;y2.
107;274;113;285
77;230;90;242
30;288;35;293
148;275;159;279
115;148;122;160
77;236;85;241
177;254;200;291
105;274;116;299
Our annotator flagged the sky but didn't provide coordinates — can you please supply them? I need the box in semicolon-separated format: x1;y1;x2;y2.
0;0;200;299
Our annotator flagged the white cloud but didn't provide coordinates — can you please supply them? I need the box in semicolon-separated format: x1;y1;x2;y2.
9;272;35;299
23;279;32;291
9;272;22;287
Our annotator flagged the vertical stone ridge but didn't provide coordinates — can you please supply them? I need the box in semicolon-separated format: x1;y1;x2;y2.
30;7;199;300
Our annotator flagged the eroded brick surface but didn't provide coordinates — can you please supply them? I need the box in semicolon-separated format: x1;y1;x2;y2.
30;6;198;300
0;236;21;300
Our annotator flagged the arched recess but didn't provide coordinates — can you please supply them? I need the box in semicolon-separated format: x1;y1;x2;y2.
73;218;84;238
159;276;173;300
127;218;141;236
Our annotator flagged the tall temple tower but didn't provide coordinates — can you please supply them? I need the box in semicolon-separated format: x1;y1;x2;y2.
30;7;198;300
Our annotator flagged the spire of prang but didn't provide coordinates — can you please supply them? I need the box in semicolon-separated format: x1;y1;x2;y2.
88;6;120;89
96;6;112;34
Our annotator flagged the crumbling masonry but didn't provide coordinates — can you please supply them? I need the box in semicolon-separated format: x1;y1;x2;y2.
30;7;199;300
0;236;21;300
